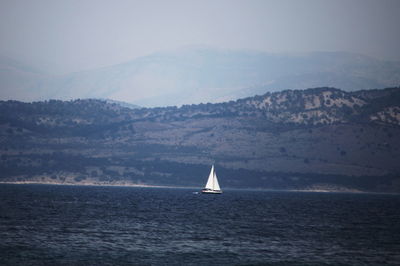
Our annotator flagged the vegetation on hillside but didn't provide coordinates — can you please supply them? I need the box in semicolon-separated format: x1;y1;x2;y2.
1;87;399;192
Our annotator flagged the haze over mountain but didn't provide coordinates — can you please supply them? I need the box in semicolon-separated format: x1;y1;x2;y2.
0;55;49;102
1;48;400;107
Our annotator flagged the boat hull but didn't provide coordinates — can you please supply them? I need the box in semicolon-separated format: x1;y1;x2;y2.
201;189;222;194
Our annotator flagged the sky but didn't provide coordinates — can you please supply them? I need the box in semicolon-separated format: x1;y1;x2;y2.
1;0;400;74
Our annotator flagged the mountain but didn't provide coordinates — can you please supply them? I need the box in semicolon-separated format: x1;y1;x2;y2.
0;55;49;102
1;87;399;192
1;48;400;106
100;99;140;109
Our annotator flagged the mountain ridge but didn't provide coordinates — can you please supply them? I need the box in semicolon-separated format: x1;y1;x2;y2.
1;48;400;106
1;87;399;192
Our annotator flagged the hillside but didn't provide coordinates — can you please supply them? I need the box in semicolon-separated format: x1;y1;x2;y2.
2;49;400;107
1;87;400;192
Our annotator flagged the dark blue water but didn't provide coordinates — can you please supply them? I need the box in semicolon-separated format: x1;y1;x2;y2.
0;185;399;265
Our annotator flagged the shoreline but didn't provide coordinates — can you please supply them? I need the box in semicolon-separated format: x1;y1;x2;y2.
0;180;197;190
0;181;398;195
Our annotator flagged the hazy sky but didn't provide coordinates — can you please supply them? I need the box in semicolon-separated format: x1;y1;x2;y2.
1;0;400;74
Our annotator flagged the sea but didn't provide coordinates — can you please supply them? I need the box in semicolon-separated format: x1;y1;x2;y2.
0;184;399;265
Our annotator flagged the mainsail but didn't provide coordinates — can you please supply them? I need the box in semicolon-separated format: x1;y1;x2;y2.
205;165;215;190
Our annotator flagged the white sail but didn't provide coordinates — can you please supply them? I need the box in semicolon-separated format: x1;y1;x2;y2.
204;165;214;190
202;165;222;193
213;171;221;191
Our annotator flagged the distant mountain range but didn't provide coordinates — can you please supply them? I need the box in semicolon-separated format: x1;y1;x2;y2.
1;87;399;192
1;48;400;107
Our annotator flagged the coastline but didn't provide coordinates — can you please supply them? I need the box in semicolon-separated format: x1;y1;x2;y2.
0;180;197;190
1;180;398;195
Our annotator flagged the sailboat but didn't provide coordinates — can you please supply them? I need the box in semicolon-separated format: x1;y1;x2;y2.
201;165;222;194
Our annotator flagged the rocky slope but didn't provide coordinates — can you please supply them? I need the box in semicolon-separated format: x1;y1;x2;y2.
1;87;399;192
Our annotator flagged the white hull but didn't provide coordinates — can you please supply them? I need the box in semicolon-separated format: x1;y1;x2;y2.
201;189;222;194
